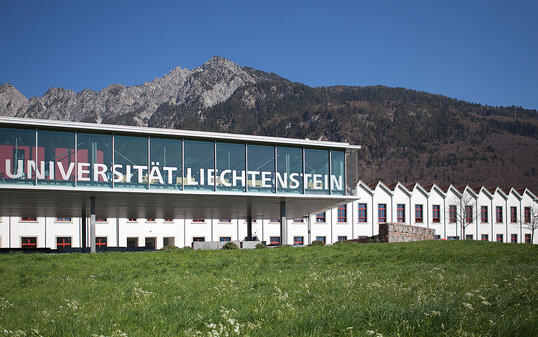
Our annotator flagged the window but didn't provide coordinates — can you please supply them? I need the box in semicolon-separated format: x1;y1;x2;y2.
510;207;517;223
21;237;37;248
293;218;304;223
465;206;473;224
269;236;280;245
127;218;137;222
465;234;473;240
127;237;138;247
524;207;531;223
146;218;155;222
397;204;405;222
293;236;304;246
415;205;423;223
481;206;488;223
525;234;531;243
481;234;489;241
56;217;71;222
96;217;107;222
56;237;71;249
337;236;347;241
432;205;440;223
219;219;232;223
96;237;107;247
270;219;280;223
219;237;231;242
358;203;367;223
145;237;156;248
164;218;173;223
496;206;503;223
447;236;459;240
449;205;456;223
315;236;326;244
496;234;503;242
192;237;205;242
163;237;175;247
192;219;205;223
20;217;37;222
378;204;387;223
434;235;441;240
337;205;347;223
510;234;517;243
316;212;326;223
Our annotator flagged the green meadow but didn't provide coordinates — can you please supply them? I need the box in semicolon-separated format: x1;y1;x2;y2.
0;241;536;337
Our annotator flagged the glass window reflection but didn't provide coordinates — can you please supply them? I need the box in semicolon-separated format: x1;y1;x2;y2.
217;142;245;192
76;133;113;187
183;140;214;191
276;146;303;194
247;144;274;193
37;130;75;186
0;127;36;185
149;137;182;190
114;135;148;189
305;148;329;194
331;150;345;195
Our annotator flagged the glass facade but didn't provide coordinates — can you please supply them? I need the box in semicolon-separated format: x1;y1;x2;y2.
183;140;214;191
0;126;350;195
0;127;36;185
149;137;182;190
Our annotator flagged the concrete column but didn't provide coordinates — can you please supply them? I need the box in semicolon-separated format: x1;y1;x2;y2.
246;211;253;240
280;200;287;245
90;197;96;253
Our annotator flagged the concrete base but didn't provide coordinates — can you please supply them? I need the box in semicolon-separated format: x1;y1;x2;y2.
241;240;261;249
193;240;240;250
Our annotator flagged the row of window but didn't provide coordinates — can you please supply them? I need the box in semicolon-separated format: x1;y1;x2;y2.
16;205;532;225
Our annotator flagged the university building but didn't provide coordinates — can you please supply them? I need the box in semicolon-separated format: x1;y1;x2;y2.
0;117;536;249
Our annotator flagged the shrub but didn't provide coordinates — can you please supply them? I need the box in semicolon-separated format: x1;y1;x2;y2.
255;243;267;249
222;242;238;250
311;240;324;246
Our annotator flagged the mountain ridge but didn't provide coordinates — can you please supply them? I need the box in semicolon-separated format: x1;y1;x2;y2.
1;57;537;191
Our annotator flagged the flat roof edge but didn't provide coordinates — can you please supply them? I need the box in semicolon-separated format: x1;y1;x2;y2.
0;116;360;149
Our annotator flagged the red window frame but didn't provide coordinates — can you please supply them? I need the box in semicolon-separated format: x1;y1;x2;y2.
56;217;71;222
56;237;72;249
127;218;137;222
293;236;304;246
525;234;531;243
96;237;107;247
219;237;231;242
481;234;488;241
465;206;473;224
146;218;155;222
219;219;232;223
358;203;367;222
378;204;387;223
269;236;280;245
316;212;326;223
397;204;405;222
449;205;457;223
415;205;423;223
481;206;488;223
496;206;503;223
432;205;440;223
337;205;347;223
337;236;347;241
20;217;37;222
164;218;173;222
192;237;205;242
270;219;280;223
21;237;37;248
524;207;531;223
510;207;517;223
96;217;107;222
511;234;517;243
496;234;503;242
293;218;304;223
192;219;205;223
315;236;326;244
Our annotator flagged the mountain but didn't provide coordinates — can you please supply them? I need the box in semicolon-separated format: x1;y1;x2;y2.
1;56;537;191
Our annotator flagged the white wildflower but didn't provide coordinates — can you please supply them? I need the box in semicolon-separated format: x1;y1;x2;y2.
463;302;474;310
482;300;491;306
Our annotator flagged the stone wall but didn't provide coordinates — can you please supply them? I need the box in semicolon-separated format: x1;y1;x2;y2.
379;223;435;243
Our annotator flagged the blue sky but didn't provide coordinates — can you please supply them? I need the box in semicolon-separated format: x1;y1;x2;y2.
1;0;537;109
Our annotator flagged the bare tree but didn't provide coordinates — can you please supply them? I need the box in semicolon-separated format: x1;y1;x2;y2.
449;193;477;240
522;205;538;243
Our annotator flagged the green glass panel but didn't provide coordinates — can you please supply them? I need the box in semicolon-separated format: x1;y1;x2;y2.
217;142;245;192
183;140;214;191
113;135;148;189
0;127;36;185
276;146;303;194
305;148;329;194
247;144;274;193
149;137;182;190
37;130;75;186
331;150;345;195
76;132;113;188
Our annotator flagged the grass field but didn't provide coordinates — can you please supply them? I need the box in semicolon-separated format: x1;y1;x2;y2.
0;241;536;337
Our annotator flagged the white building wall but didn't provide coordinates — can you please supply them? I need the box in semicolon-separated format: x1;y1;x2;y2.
0;216;9;248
